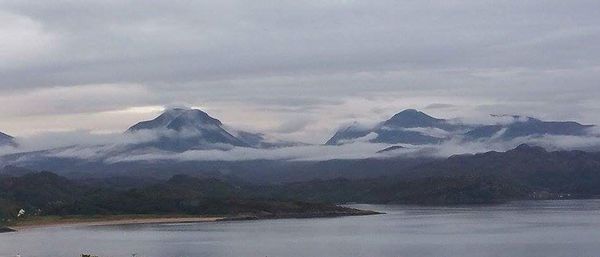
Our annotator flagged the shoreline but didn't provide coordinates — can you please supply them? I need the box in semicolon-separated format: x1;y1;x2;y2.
3;210;382;232
5;215;224;231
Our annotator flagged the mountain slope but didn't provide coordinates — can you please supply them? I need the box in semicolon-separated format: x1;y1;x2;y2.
0;172;377;223
5;145;600;206
465;116;594;140
327;109;465;145
126;108;303;151
328;110;597;146
249;145;600;204
126;108;250;151
406;144;600;195
0;132;16;147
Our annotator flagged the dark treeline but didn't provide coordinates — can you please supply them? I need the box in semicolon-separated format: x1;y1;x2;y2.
0;172;376;224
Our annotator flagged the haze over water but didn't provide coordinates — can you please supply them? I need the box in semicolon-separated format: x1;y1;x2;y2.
2;200;600;257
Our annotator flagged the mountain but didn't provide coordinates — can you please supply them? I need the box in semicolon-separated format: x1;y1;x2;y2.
262;175;527;205
2;108;599;186
464;116;594;141
403;144;600;196
126;108;249;151
0;132;16;147
0;165;34;177
6;144;600;223
5;145;600;206
328;110;597;146
327;109;465;145
248;145;600;204
382;109;451;129
125;108;303;151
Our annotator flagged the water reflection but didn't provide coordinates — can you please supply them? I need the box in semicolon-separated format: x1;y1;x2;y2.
2;200;600;257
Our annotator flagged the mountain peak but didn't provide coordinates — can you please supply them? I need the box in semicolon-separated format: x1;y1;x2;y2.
326;109;459;145
127;108;222;132
399;108;420;114
122;107;299;150
383;109;443;128
166;109;223;131
511;144;547;153
0;131;16;147
390;109;439;120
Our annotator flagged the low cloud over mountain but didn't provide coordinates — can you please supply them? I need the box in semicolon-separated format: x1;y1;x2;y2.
126;108;251;151
125;107;302;152
2;107;600;172
327;109;598;151
327;109;470;145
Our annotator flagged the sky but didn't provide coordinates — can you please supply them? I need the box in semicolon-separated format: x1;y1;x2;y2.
1;0;600;144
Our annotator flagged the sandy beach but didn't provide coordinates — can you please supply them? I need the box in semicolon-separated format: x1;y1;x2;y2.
8;215;224;231
3;209;380;232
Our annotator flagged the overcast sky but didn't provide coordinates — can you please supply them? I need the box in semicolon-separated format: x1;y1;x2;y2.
1;0;600;144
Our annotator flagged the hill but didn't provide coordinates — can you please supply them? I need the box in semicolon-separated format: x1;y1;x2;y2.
258;145;600;204
0;172;377;226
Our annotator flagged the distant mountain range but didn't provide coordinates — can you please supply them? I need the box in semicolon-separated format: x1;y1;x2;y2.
4;108;600;213
0;108;305;174
327;109;467;145
3;108;597;153
252;144;600;204
4;144;600;206
1;107;599;180
327;109;595;146
464;115;593;140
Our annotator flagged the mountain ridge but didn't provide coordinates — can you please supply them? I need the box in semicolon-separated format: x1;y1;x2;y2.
328;109;596;146
0;132;16;147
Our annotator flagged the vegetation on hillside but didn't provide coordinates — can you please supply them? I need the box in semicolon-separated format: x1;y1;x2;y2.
4;145;600;227
0;172;375;225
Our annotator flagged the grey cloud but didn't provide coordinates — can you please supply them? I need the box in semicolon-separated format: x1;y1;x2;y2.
2;0;600;90
1;1;600;142
400;127;452;139
0;84;155;119
272;117;314;134
425;104;456;110
12;129;161;152
0;146;18;157
27;133;600;165
103;142;388;163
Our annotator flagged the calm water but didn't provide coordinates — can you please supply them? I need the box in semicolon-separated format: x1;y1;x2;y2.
2;200;600;257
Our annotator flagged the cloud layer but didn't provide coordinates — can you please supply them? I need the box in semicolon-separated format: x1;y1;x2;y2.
4;125;600;166
1;1;600;143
